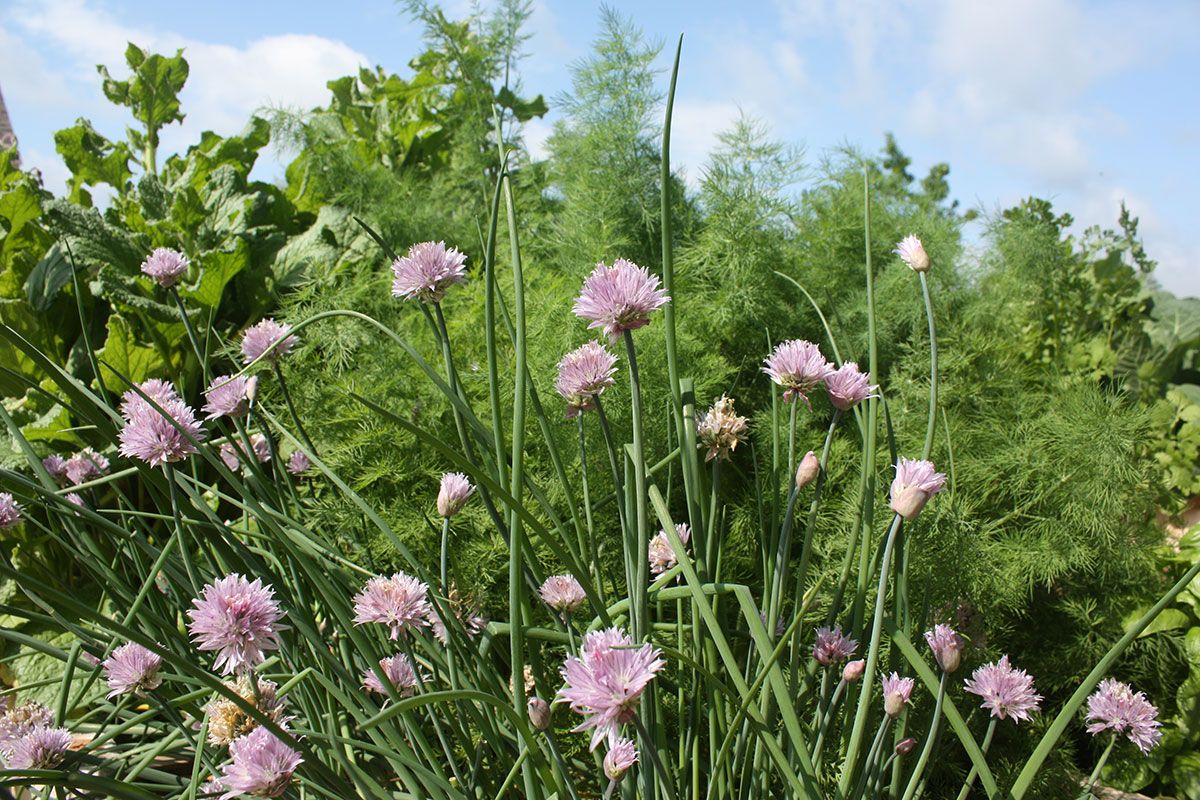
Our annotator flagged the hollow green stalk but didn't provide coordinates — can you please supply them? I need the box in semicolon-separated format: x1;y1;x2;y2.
271;361;316;456
954;718;997;800
901;671;948;800
1082;735;1116;799
839;513;904;797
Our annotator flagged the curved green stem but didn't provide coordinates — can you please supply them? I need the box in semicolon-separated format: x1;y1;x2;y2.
271;362;316;456
954;717;997;800
901;671;948;800
839;513;904;797
918;273;938;461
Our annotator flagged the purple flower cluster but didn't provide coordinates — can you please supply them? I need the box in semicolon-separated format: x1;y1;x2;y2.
118;379;205;467
0;701;69;769
882;672;915;718
812;626;859;667
964;655;1042;723
141;247;190;288
555;341;618;418
391;241;468;303
648;523;691;576
540;575;588;617
762;339;832;405
573;259;670;342
241;319;298;365
0;492;22;529
103;642;164;697
352;573;430;639
203;375;256;419
216;726;302;799
188;574;284;675
695;395;748;462
362;653;420;697
558;627;665;750
1086;678;1161;753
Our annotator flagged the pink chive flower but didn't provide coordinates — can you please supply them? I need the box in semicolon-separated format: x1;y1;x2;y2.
648;524;692;576
0;492;23;529
813;626;859;667
437;472;474;518
286;451;311;475
42;455;70;486
352;573;430;639
540;575;588;617
102;642;163;697
823;362;877;411
203;375;255;419
217;727;302;800
573;259;670;342
889;458;947;520
249;434;271;464
603;736;639;781
64;448;109;485
66;492;86;511
964;655;1042;724
187;574;284;675
843;659;866;683
695;395;749;462
1086;678;1161;753
882;672;915;718
558;627;666;751
362;653;420;697
118;398;205;468
241;319;298;365
0;702;53;751
925;624;965;674
555;341;618;418
141;247;190;288
119;379;181;419
894;235;930;272
762;340;833;405
7;726;71;769
391;241;468;303
219;442;241;472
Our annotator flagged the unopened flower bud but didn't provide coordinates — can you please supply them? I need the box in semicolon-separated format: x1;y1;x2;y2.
527;697;551;731
924;624;965;674
894;235;930;272
795;451;819;489
882;672;914;718
896;737;918;755
245;376;259;404
843;659;866;683
437;472;475;518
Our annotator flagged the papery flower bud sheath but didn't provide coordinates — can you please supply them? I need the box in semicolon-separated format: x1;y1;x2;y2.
894;235;930;272
528;697;551;731
843;659;866;683
795;451;820;489
924;624;965;673
889;458;947;520
896;737;918;755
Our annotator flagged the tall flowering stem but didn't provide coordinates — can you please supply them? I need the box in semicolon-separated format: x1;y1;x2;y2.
271;361;316;457
838;513;902;796
954;718;998;800
624;330;650;644
499;164;539;800
168;286;210;386
918;271;938;461
900;670;948;800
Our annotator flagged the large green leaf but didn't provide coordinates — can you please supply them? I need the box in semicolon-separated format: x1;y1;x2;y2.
23;243;72;312
53;119;133;203
180;239;249;308
98;43;188;155
97;313;160;392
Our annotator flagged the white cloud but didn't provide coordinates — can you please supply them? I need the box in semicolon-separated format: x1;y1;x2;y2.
8;0;368;191
668;100;742;188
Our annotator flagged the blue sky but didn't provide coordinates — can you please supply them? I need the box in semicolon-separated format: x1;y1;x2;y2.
3;0;1198;295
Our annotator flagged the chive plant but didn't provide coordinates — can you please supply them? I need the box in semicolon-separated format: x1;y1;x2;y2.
0;43;1187;800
